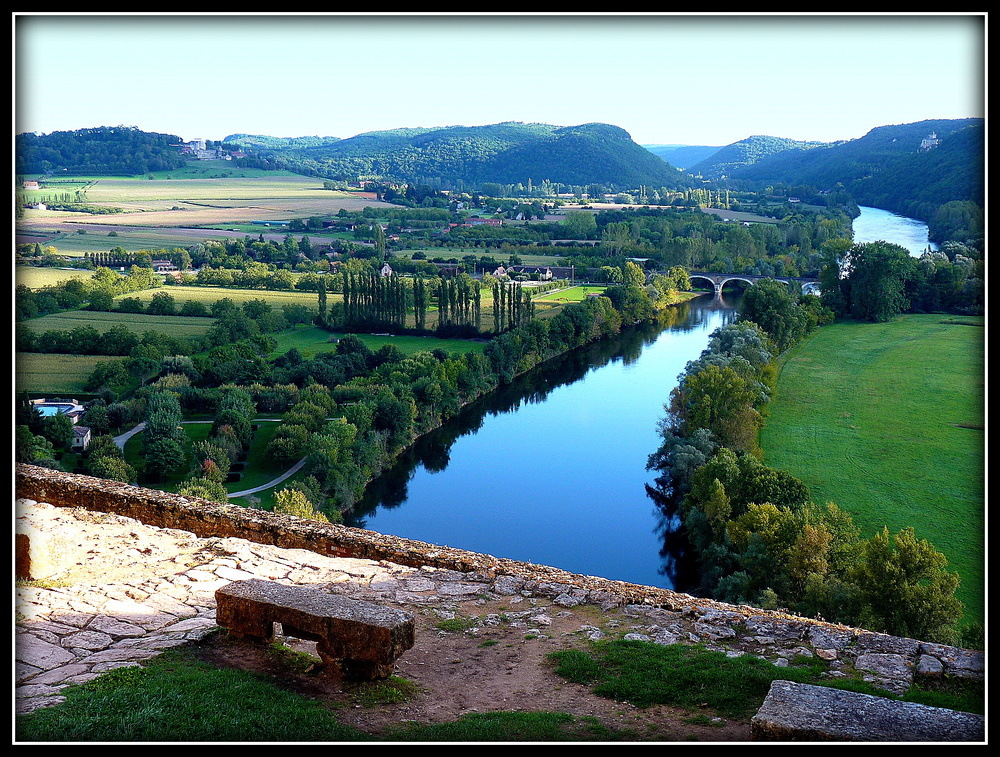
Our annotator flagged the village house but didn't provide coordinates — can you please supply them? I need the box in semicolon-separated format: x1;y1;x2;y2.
71;426;92;452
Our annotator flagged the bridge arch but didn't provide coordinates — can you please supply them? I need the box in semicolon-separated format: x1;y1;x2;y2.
686;272;817;296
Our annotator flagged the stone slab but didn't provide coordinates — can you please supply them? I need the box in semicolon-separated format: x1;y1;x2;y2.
751;680;984;742
215;579;414;679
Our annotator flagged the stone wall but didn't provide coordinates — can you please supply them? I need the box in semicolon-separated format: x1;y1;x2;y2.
15;463;984;692
16;464;701;606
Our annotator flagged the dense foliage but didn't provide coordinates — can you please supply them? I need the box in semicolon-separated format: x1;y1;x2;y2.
16;126;189;175
819;240;984;321
689;135;828;178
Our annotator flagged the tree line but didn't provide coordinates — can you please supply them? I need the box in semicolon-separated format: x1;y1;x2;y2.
819;239;983;321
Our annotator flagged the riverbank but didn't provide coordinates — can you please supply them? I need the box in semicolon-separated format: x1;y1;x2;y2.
759;314;985;627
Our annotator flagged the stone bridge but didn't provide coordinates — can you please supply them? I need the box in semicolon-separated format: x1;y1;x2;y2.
686;272;820;296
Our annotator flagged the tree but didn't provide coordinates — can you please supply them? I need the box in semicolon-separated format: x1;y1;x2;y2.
740;278;810;352
41;412;75;452
87;454;137;484
671;363;765;453
282;303;313;328
561;210;597;239
177;477;229;503
274;487;329;522
851;526;963;643
841;242;915;322
142;435;186;481
145;291;177;315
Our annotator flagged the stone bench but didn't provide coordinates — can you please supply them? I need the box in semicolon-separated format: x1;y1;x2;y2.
751;680;984;742
215;579;415;680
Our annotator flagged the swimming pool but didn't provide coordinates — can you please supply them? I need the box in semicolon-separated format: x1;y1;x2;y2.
35;403;77;416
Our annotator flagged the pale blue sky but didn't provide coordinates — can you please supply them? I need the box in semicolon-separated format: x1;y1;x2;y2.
14;13;986;147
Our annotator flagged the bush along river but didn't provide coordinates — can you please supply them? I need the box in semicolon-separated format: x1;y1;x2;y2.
348;206;937;590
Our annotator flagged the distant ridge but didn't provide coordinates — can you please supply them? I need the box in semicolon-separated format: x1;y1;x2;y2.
643;144;724;170
688;135;830;178
225;121;691;189
717;118;984;223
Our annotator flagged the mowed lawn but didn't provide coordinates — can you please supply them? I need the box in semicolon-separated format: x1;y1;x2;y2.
759;314;985;626
533;285;607;302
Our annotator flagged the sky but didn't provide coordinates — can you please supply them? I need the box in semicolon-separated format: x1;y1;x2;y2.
13;13;986;148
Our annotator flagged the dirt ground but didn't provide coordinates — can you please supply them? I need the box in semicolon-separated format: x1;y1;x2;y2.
193;595;753;743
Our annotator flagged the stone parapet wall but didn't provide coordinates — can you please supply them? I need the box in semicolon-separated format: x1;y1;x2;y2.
14;463;984;690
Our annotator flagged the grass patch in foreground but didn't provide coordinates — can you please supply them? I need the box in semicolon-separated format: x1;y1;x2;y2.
386;711;630;742
15;647;372;743
16;640;631;743
548;640;984;721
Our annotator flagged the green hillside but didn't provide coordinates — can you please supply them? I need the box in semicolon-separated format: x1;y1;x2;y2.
725;119;984;226
15;126;189;176
689;135;829;178
226;121;689;189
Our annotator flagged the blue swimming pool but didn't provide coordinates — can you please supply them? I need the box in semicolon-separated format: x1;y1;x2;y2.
36;404;76;416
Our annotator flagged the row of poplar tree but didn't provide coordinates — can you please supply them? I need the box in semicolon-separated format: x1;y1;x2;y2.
314;271;534;336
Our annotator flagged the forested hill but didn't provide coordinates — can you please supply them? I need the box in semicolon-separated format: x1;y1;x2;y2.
718;118;985;224
225;122;691;189
688;135;830;178
15;126;189;176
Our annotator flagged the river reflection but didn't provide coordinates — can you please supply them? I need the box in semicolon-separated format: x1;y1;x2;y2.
347;293;740;589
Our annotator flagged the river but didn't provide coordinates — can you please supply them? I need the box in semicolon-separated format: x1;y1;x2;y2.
852;205;938;256
348;297;738;589
347;206;934;589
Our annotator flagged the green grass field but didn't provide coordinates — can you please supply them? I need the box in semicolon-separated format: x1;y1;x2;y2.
533;285;607;302
122;284;323;312
759;314;985;626
15;265;97;289
271;327;486;360
79;169;340;204
15;353;109;395
20;309;216;341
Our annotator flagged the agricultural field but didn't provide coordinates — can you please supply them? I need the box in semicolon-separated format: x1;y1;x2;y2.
15;353;110;395
760;314;985;627
16;164;398;239
15;265;96;289
120;284;323;313
19;309;216;342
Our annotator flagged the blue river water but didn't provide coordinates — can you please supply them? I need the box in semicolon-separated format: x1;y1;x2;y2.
852;205;938;256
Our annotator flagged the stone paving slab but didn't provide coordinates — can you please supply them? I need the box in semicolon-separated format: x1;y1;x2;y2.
751;680;985;742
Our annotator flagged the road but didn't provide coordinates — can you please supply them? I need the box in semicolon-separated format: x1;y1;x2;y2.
112;421;307;498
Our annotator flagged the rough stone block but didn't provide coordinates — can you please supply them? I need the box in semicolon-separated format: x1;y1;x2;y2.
215;579;414;680
751;679;984;742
